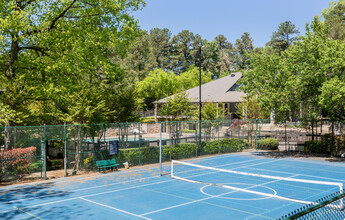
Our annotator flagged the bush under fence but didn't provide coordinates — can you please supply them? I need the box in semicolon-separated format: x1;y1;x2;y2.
257;138;279;150
82;138;250;170
304;134;345;156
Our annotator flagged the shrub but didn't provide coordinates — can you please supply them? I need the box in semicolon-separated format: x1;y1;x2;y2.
50;160;63;169
321;134;345;156
257;138;279;150
304;141;327;154
29;161;42;172
181;129;196;133
304;134;345;156
230;119;247;130
141;117;155;123
0;146;37;181
76;138;250;170
83;156;95;170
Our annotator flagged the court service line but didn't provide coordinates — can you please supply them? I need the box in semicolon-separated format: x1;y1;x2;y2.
79;197;151;220
273;159;345;175
0;157;266;205
281;157;345;168
0;158;275;214
242;166;345;183
140;174;299;217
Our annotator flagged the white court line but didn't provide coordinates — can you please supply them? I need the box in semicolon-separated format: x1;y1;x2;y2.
140;174;299;216
281;157;345;168
274;158;345;175
79;197;151;220
183;151;258;162
0;174;160;205
0;179;172;214
1;157;266;205
0;158;274;214
241;167;345;183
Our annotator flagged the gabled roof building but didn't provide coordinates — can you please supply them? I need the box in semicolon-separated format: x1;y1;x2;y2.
153;72;246;121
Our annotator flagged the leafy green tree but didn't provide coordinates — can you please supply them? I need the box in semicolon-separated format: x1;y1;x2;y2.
120;30;151;80
136;69;180;110
201;40;220;78
0;0;144;148
234;32;254;70
322;0;345;40
196;102;226;120
266;21;299;54
319;77;345;121
235;97;269;120
159;91;193;121
148;28;172;70
214;35;234;76
240;17;345;122
170;30;196;74
178;66;212;91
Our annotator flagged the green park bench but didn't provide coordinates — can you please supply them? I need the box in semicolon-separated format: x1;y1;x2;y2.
96;159;120;173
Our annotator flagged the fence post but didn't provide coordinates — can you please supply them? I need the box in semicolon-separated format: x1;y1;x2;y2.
138;123;141;165
103;124;106;153
238;119;240;151
218;120;220;154
64;123;67;177
169;121;171;161
43;124;47;180
195;121;198;157
255;119;258;150
159;123;162;176
285;121;287;151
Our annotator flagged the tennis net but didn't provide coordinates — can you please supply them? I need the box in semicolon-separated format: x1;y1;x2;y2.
171;160;343;208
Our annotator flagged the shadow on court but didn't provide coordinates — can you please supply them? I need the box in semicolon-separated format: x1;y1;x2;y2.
0;182;74;219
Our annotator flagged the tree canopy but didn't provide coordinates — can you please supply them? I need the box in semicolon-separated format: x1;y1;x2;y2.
1;0;343;128
0;0;145;126
240;1;345;122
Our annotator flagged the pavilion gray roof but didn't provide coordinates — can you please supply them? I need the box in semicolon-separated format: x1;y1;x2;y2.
155;72;246;104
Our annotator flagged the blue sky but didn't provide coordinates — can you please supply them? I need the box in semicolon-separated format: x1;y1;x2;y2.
133;0;333;47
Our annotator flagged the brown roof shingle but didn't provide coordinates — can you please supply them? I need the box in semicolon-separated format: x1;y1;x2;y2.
155;72;245;104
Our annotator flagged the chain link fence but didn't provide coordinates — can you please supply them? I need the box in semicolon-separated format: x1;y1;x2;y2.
1;119;344;183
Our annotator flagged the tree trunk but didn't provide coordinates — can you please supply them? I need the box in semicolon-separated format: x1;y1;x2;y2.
4;123;11;150
4;33;20;150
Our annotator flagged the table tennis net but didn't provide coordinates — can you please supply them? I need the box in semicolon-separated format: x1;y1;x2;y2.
171;160;343;209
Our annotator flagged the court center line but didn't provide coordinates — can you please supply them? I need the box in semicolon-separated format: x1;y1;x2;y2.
79;197;151;220
140;174;299;218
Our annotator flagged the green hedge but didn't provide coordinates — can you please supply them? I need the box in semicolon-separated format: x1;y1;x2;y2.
257;138;279;150
304;134;345;156
81;138;250;170
114;138;249;167
304;141;328;154
181;129;196;133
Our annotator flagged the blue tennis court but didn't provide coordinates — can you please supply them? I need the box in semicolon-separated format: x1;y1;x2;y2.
1;152;345;220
